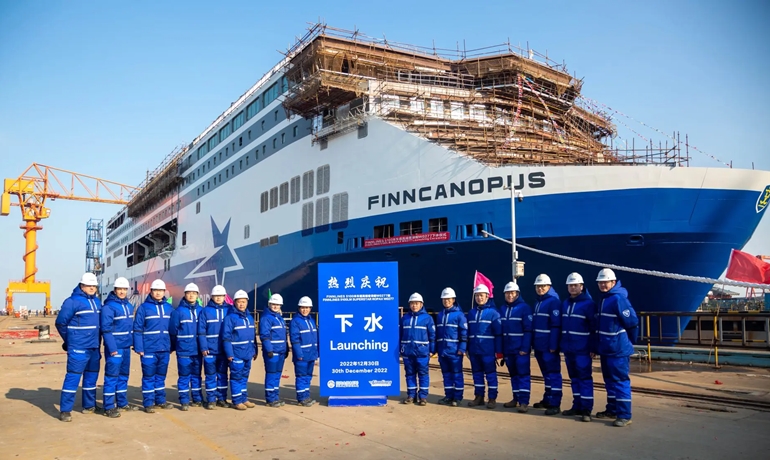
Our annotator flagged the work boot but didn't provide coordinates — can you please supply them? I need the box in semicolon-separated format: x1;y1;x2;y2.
437;397;453;405
532;400;547;409
82;407;96;414
216;400;231;408
180;404;190;411
449;400;458;407
517;404;529;413
144;406;156;414
613;418;632;427
204;402;216;410
119;405;139;412
267;401;283;408
416;398;427;406
190;401;203;407
298;399;315;407
595;410;616;419
278;400;286;407
105;408;121;418
581;410;592;422
544;406;561;416
244;401;256;408
486;399;497;409
402;397;414;405
467;395;485;407
59;411;72;422
562;408;579;416
233;403;247;411
503;399;519;408
155;402;173;410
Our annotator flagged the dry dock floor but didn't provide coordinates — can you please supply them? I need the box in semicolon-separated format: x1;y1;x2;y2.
1;316;769;460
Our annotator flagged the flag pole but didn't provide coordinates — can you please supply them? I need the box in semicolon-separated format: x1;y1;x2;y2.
253;282;258;324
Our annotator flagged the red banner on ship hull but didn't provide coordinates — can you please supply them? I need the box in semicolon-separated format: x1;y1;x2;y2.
363;232;450;249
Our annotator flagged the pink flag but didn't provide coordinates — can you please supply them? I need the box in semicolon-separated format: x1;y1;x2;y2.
225;294;234;305
474;270;495;298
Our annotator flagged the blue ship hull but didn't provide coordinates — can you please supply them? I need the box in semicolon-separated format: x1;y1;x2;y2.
130;185;765;343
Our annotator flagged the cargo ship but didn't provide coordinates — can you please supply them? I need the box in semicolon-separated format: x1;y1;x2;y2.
102;25;770;335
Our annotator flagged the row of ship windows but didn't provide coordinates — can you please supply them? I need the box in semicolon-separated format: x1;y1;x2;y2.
193;77;288;162
260;165;330;213
178;228;278;248
107;201;177;253
188;125;300;189
372;218;448;238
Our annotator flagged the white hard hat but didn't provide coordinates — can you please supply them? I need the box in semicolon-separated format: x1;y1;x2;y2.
150;279;166;291
298;296;313;307
473;284;490;295
113;277;130;289
233;290;248;300
79;272;98;286
534;274;552;286
504;281;520;292
408;292;424;303
268;293;283;305
440;287;456;299
211;285;227;296
596;268;617;282
184;283;199;293
566;272;584;285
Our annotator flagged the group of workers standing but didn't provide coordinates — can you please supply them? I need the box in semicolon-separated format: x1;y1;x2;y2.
55;274;319;422
55;267;637;428
399;268;639;427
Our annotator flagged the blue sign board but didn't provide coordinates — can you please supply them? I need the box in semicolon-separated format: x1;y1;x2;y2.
318;262;400;399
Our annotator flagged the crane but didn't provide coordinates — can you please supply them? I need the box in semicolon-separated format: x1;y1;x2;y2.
2;163;137;315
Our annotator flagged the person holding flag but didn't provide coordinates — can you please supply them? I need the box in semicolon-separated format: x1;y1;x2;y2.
466;272;502;409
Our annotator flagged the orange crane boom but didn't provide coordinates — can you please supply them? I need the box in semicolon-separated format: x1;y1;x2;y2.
1;163;138;315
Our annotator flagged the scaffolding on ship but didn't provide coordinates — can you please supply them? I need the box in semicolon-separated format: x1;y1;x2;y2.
281;24;688;167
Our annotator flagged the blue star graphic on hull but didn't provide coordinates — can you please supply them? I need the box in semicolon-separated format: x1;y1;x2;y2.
185;217;243;285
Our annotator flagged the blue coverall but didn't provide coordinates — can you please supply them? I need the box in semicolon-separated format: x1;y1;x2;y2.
170;299;204;405
399;307;436;400
289;312;319;403
596;281;639;420
133;294;173;408
435;303;468;401
499;297;533;406
533;287;562;408
467;299;502;400
101;291;133;411
221;307;257;405
55;286;102;413
259;309;288;403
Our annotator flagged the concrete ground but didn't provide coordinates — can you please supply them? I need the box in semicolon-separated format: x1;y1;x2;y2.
1;316;769;460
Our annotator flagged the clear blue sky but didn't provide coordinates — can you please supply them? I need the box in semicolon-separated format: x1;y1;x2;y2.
1;0;768;307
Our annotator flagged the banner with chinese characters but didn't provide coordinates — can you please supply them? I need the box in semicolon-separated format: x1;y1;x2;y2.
318;262;400;397
363;231;450;249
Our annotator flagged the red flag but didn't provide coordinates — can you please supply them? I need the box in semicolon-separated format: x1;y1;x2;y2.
474;271;495;298
725;249;770;284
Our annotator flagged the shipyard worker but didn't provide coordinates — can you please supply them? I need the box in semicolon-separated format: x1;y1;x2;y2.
499;281;533;413
532;274;563;415
55;272;102;422
435;287;468;407
560;273;596;422
101;277;137;418
198;285;231;409
399;293;436;406
133;279;173;413
169;283;204;410
259;293;288;407
594;268;638;427
466;284;502;409
222;290;258;410
290;296;319;406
